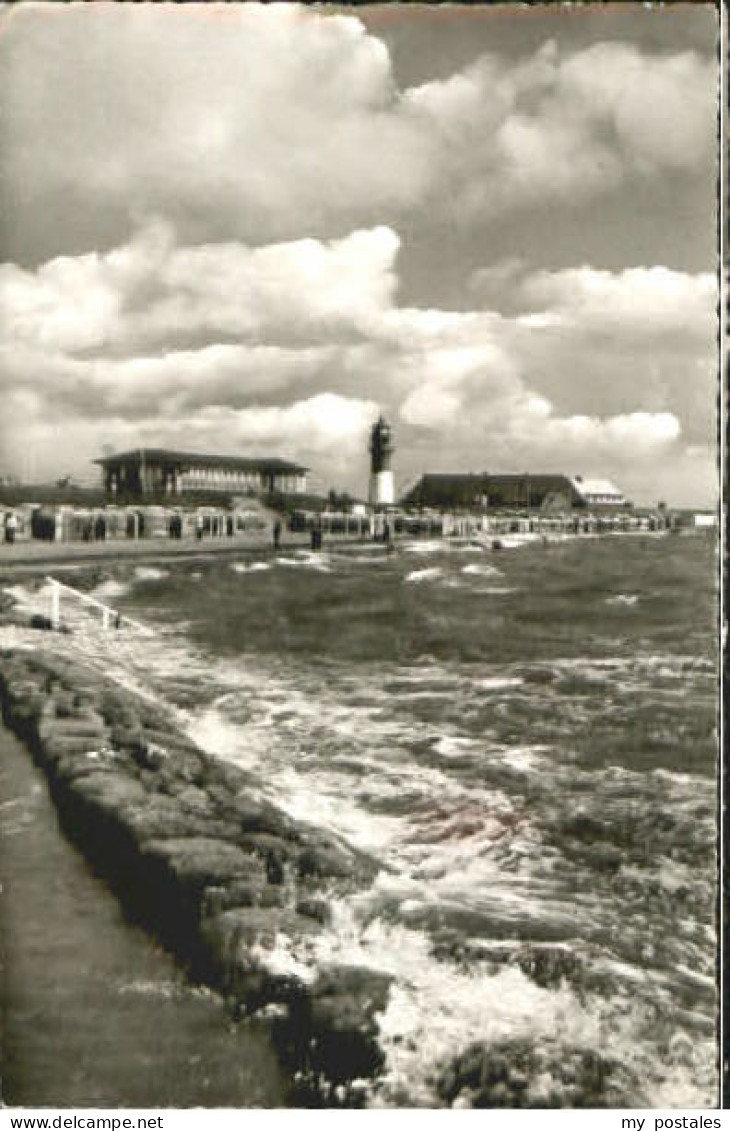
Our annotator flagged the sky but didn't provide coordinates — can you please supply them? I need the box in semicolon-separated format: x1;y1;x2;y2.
0;2;720;506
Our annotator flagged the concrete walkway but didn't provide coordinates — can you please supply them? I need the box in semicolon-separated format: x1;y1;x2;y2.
0;531;320;575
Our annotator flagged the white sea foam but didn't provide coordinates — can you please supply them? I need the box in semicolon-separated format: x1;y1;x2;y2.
92;578;132;600
433;736;478;760
494;745;549;774
606;593;639;606
276;553;331;572
188;699;405;855
489;535;550;550
134;566;169;582
230;561;270;574
620;857;696;897
309;905;607;1107
402;540;486;556
248;933;318;985
404;567;442;584
461;563;503;578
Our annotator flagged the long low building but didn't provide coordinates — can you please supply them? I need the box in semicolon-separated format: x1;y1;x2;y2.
401;473;628;510
95;448;308;497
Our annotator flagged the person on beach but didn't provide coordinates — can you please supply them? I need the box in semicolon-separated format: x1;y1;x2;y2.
4;511;17;544
273;520;282;550
310;519;323;551
195;514;204;541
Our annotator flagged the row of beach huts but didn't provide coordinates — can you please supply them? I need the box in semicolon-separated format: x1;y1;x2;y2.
0;500;709;547
297;508;677;538
1;503;268;544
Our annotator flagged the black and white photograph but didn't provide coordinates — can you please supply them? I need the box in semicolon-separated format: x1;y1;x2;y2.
0;1;721;1114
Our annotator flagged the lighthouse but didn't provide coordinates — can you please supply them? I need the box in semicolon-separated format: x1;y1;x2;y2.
368;415;395;508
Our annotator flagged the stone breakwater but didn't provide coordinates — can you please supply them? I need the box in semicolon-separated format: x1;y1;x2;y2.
0;645;391;1105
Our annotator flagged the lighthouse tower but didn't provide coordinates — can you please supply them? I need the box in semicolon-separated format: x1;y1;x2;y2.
368;415;395;508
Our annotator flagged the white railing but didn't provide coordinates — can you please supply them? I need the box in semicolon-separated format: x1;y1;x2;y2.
46;576;155;637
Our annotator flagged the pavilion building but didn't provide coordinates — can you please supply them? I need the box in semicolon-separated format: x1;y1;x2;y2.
95;449;308;498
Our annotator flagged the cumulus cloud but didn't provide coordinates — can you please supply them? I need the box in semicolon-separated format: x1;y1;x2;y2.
399;340;518;427
554;42;714;172
0;221;717;505
533;410;681;453
125;393;382;481
0;341;338;420
0;4;426;254
383;259;714;504
395;322;686;469
0;5;716;258
466;262;718;446
176;394;380;453
0;222;400;356
516;265;717;337
0;377;379;486
0;221;391;481
406;39;715;223
0;5;717;505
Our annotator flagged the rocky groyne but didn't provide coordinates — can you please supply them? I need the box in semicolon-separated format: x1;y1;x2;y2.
0;643;391;1105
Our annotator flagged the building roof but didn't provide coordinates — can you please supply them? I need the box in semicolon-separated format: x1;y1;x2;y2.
570;477;625;499
402;472;574;499
94;448;308;473
401;471;629;510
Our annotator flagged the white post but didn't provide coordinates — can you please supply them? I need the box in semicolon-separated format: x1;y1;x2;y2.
50;580;60;630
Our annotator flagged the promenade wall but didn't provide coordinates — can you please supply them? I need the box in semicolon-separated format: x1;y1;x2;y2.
0;643;391;1104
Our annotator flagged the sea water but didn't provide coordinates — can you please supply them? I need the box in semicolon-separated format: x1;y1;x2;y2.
3;533;718;1107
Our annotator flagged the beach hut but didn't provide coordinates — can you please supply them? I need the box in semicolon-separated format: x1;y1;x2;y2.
102;507;127;540
140;506;170;538
31;506;60;542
